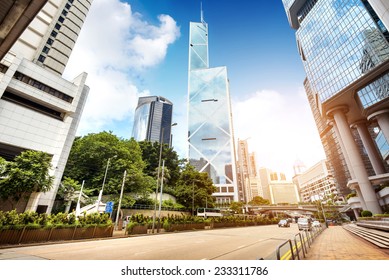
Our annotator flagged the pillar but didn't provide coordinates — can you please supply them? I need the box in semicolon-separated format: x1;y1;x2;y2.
328;121;356;179
351;120;386;175
327;106;382;214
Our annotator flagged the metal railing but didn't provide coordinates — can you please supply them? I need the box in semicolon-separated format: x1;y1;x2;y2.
276;225;325;260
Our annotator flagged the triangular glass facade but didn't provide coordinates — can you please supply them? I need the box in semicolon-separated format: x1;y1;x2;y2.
187;19;238;204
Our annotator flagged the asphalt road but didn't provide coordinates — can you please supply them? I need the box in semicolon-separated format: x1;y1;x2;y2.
0;223;302;260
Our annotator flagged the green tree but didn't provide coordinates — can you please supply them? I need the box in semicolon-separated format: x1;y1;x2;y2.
63;132;153;197
175;164;217;214
249;196;270;205
0;150;54;208
230;201;245;214
138;140;183;194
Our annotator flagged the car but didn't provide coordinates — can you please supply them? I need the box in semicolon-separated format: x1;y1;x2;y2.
278;219;290;227
312;221;321;227
297;217;312;231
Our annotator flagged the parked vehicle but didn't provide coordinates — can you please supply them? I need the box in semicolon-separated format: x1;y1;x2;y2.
278;219;290;227
297;217;312;231
312;221;321;227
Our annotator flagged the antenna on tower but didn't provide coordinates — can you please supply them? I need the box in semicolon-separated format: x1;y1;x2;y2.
201;1;206;25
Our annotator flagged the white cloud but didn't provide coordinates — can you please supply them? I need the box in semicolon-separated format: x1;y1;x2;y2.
233;88;326;179
63;0;180;135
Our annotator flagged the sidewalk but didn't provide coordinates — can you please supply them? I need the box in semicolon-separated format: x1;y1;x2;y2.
305;226;389;260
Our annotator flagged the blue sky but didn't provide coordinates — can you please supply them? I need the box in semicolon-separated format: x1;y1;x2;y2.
63;0;326;179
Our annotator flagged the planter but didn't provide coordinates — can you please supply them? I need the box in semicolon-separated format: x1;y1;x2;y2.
73;226;95;239
0;229;23;245
49;227;75;241
127;225;148;235
20;228;51;243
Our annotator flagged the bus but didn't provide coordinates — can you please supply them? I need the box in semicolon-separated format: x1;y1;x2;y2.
197;208;222;217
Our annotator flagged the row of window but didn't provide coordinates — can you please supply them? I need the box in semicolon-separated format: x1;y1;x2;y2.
13;71;73;103
38;0;75;63
1;91;63;121
297;0;389;103
358;71;389;108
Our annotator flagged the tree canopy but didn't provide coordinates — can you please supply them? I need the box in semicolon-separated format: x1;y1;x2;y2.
248;196;270;206
62;131;153;197
175;164;217;213
0;150;54;208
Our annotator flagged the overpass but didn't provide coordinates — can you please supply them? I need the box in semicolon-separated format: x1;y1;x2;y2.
247;204;346;216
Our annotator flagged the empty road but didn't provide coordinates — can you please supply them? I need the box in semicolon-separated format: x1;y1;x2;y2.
0;224;302;260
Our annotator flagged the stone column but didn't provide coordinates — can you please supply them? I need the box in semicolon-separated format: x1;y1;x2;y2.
354;186;367;210
327;121;356;179
327;106;382;214
351;120;386;175
368;109;389;146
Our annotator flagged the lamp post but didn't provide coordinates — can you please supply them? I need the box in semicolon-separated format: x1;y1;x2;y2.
152;122;177;233
114;170;127;231
96;155;117;213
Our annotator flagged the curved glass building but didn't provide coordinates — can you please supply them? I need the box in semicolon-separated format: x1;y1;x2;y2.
132;96;173;145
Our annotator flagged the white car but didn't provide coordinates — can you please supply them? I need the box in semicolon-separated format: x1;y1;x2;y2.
312;221;321;227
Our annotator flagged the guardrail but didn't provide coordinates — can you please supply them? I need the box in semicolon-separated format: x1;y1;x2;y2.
276;225;325;260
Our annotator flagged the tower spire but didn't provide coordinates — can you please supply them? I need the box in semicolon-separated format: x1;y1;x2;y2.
200;1;205;25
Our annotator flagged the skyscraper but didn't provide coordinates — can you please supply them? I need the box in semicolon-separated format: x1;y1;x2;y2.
132;96;173;145
236;139;261;203
187;9;238;204
0;0;92;213
282;0;389;214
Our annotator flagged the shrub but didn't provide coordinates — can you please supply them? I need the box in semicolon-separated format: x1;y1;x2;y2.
361;210;373;217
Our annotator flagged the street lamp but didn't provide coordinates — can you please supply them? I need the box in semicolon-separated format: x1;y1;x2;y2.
152;122;177;233
96;155;117;213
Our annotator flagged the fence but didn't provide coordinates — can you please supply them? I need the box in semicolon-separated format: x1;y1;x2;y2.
0;225;114;246
276;225;325;260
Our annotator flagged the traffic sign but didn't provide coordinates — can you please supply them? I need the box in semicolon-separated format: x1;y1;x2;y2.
105;201;114;213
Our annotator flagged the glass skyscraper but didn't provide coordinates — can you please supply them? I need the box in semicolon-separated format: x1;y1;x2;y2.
132;96;173;145
187;12;238;204
282;0;389;215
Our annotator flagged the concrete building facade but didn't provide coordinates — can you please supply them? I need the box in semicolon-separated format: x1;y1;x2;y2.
259;167;300;204
282;0;389;214
294;159;343;204
0;0;92;213
236;139;262;203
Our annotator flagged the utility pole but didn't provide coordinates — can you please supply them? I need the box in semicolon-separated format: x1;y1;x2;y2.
115;170;127;231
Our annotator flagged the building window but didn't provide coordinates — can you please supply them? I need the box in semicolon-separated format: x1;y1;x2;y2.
58;16;65;23
55;23;61;30
62;10;68;16
47;38;54;45
42;46;50;54
65;3;71;10
38;55;46;62
51;30;58;37
0;64;8;74
12;71;73;103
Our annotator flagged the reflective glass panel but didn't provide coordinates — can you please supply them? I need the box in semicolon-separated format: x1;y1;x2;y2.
297;0;389;103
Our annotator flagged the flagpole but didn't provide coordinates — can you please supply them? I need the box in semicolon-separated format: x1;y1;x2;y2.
75;180;85;216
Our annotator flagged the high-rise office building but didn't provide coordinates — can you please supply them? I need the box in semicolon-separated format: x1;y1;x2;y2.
258;167;300;204
282;0;389;214
236;139;261;203
294;160;341;204
0;0;48;60
131;96;173;145
0;0;92;213
187;9;238;204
